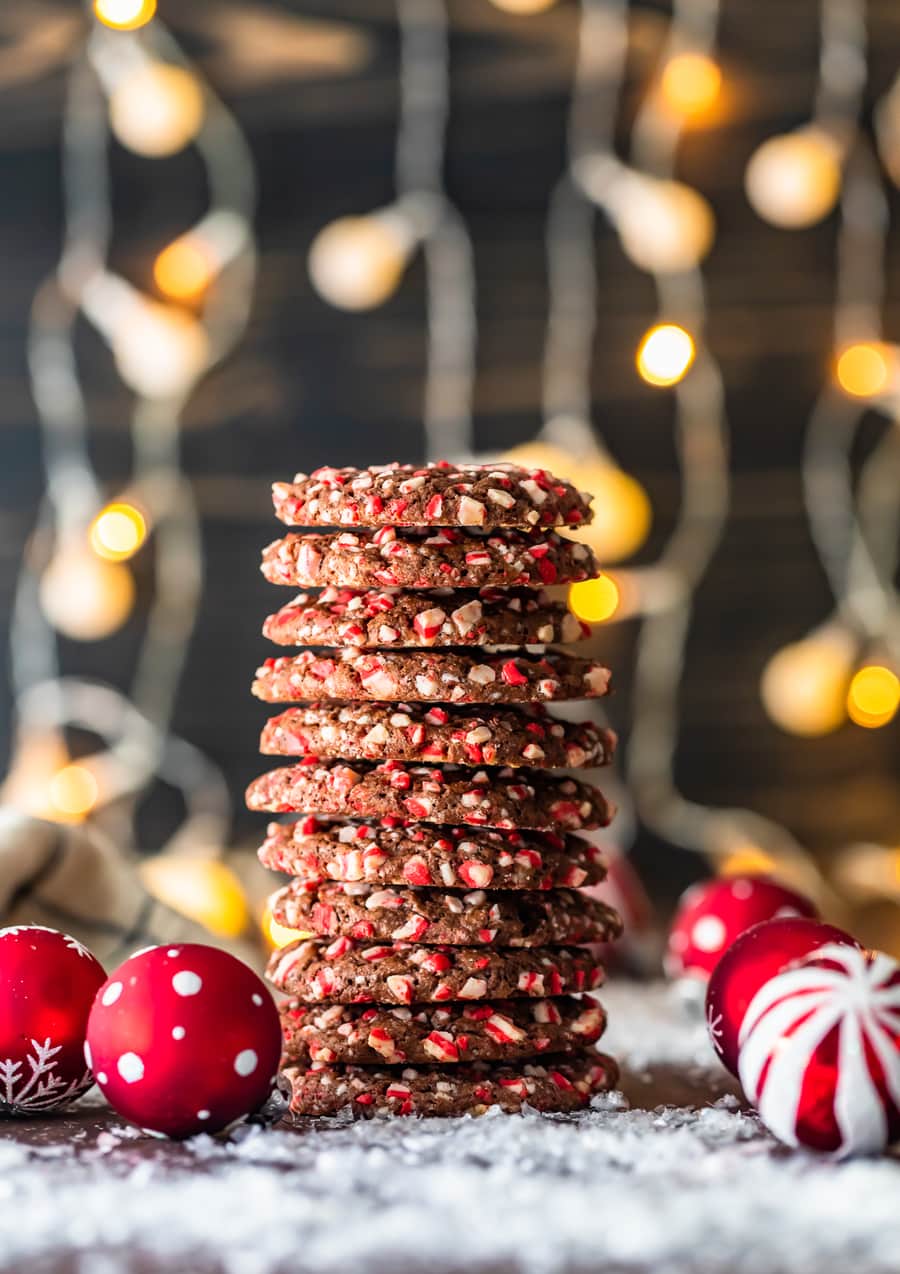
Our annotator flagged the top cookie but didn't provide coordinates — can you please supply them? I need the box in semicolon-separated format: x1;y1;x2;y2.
272;463;593;531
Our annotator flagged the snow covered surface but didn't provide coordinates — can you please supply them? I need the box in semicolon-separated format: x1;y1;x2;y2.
1;981;898;1274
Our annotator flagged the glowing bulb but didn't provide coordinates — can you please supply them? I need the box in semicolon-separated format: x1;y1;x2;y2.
760;634;853;736
745;127;842;229
141;856;250;939
109;64;204;158
836;343;891;398
263;907;311;949
1;734;70;821
40;547;134;641
308;212;414;311
89;502;147;562
94;0;156;29
488;0;557;10
577;464;652;563
49;764;99;822
112;300;209;398
660;53;722;119
568;575;620;623
616;176;715;273
847;665;900;728
154;238;214;301
636;324;695;386
719;847;777;878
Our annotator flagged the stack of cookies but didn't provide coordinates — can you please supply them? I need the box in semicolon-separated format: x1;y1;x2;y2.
249;461;623;1118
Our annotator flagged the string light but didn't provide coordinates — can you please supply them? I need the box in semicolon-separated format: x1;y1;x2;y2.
154;239;214;301
611;175;715;274
578;465;652;562
112;299;209;399
39;547;134;641
93;0;157;30
89;502;147;562
745;127;842;229
847;664;900;728
487;0;558;12
49;762;99;823
636;323;696;386
835;342;891;397
718;846;778;877
0;733;70;821
262;906;311;949
109;64;204;158
660;53;722;120
760;632;854;736
568;575;620;623
308;211;416;311
140;856;250;938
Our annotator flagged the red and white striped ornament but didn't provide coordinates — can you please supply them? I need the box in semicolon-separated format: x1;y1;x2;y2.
738;944;900;1156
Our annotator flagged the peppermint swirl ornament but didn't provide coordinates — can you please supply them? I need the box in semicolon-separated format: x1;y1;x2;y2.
738;944;900;1156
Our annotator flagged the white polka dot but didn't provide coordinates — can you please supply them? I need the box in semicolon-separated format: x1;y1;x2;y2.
172;970;202;997
167;948;180;958
83;1041;92;1068
97;1071;108;1085
117;1053;145;1084
101;981;123;1007
197;1110;210;1121
252;994;263;1007
730;879;754;901
234;1049;258;1077
172;1026;186;1041
692;915;728;953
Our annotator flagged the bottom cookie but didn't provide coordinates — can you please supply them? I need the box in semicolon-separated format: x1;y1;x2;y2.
282;1050;618;1118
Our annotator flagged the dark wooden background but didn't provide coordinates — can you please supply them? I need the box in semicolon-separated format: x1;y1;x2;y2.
2;0;900;903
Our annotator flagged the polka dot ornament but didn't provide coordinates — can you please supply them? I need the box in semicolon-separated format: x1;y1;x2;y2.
665;876;818;984
86;943;281;1138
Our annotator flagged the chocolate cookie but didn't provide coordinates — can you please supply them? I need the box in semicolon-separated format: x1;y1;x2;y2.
259;703;615;769
246;760;614;831
281;994;607;1065
272;462;593;531
269;880;622;948
263;587;591;649
283;1052;619;1117
258;820;607;891
252;649;611;706
261;528;598;590
267;938;605;1003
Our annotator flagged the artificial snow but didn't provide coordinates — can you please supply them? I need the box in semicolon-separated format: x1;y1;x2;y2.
0;981;897;1274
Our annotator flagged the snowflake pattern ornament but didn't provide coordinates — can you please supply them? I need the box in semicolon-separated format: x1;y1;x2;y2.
0;925;106;1116
665;876;818;985
86;943;282;1138
705;916;859;1075
738;944;900;1156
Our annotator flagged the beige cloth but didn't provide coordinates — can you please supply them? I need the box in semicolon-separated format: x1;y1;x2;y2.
0;807;261;969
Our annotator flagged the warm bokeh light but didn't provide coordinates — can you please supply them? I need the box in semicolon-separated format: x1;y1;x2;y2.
93;0;156;29
141;856;250;939
847;665;900;729
568;575;620;623
718;847;777;878
760;634;853;736
154;237;215;301
616;177;715;273
40;547;135;641
836;343;891;398
660;53;722;119
49;763;99;822
636;323;696;386
113;300;209;398
487;0;557;11
109;64;204;158
263;906;312;949
579;465;652;563
308;213;412;310
89;502;147;562
745;127;842;229
0;734;70;821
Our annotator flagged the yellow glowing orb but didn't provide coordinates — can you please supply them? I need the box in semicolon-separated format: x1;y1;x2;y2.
1;734;71;821
577;464;652;563
636;323;696;386
308;215;410;311
569;576;620;623
836;343;891;398
847;665;900;728
113;300;209;398
745;128;842;229
40;548;135;641
109;65;204;159
90;502;147;562
487;0;557;11
263;907;312;949
94;0;156;29
661;53;722;119
617;177;715;274
50;763;99;822
154;237;215;301
760;636;852;736
718;847;777;878
141;856;250;939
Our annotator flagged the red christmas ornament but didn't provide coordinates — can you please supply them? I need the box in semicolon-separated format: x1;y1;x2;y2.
738;944;900;1156
86;943;281;1138
705;917;859;1075
0;925;106;1115
665;876;818;984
